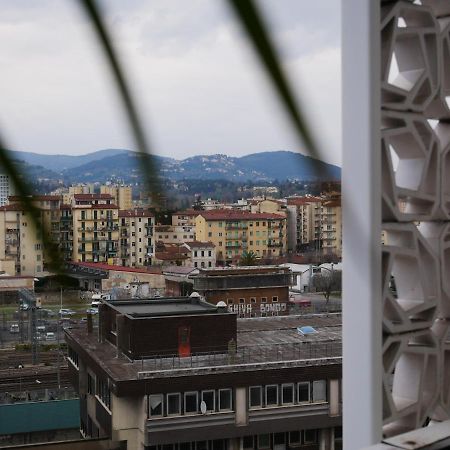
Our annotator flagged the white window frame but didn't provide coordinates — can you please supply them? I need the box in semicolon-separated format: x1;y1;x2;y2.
149;394;164;418
184;391;198;415
218;388;233;411
249;385;262;409
297;382;310;404
201;390;215;412
265;384;278;407
281;383;294;405
166;392;181;416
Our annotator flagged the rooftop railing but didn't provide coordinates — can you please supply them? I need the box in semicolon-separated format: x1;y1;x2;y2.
136;340;342;377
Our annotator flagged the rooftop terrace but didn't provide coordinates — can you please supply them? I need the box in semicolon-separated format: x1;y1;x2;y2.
65;314;341;384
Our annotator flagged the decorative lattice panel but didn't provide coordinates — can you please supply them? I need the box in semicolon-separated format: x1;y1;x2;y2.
381;0;450;437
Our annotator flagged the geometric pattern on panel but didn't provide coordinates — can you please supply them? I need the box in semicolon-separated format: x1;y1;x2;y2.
381;112;440;221
380;0;450;438
381;1;439;112
382;223;439;334
382;330;439;437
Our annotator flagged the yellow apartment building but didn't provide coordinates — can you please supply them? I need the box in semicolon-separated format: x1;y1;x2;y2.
71;194;119;263
100;185;133;210
321;199;342;258
195;209;287;264
118;209;154;267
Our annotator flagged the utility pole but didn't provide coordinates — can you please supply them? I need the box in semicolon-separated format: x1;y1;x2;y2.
57;287;62;390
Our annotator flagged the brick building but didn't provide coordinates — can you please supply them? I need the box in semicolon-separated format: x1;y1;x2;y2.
191;266;296;318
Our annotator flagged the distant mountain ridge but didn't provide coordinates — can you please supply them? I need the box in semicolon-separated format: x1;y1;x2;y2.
9;149;341;184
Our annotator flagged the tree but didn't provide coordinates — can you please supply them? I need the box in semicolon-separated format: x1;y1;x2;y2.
312;270;342;303
240;251;258;266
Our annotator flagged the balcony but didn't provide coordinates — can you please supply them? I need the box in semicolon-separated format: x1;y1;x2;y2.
225;224;248;230
268;241;283;247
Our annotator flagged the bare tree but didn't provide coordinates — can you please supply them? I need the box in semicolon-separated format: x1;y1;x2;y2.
312;270;342;303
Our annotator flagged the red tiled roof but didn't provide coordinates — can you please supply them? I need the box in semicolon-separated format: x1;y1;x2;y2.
74;194;113;200
118;209;154;218
155;252;189;261
184;241;215;248
198;209;285;220
173;209;200;216
8;195;61;202
287;197;322;206
70;261;162;274
0;204;22;211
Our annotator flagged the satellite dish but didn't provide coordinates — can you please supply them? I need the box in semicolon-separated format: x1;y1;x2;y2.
200;401;207;414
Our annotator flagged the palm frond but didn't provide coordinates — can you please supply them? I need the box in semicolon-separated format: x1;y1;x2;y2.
78;0;162;205
227;0;328;171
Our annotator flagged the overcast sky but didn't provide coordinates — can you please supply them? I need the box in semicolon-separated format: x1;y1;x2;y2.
0;1;341;165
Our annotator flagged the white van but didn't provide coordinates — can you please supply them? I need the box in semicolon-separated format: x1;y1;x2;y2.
91;293;110;308
10;323;19;334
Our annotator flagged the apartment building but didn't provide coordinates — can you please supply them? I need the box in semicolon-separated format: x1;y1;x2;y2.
192;266;295;317
65;298;342;450
172;210;200;227
71;194;119;263
118;209;154;267
0;196;62;276
154;225;195;244
286;197;342;258
0;173;15;206
195;210;287;264
320;200;342;257
101;185;133;210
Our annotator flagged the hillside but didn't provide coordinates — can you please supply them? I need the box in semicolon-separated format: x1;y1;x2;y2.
9;149;341;185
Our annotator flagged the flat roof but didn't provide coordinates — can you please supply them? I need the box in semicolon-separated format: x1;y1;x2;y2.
65;314;341;384
105;297;224;317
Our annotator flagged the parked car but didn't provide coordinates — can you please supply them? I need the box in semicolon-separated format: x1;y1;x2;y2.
59;309;76;316
86;308;98;315
45;332;56;341
9;323;19;334
36;325;46;333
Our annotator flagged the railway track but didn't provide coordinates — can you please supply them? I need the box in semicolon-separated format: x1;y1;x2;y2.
0;348;65;369
0;366;70;393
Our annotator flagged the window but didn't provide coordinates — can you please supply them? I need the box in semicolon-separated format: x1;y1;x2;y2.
288;431;301;446
250;297;256;303
194;251;198;257
219;389;232;411
227;298;233;305
149;394;163;417
282;383;294;404
272;296;278;303
239;298;245;304
208;232;212;237
87;373;95;394
201;390;215;412
261;297;267;303
179;443;192;450
298;382;310;403
304;429;317;444
167;393;181;415
249;386;262;408
273;433;285;446
265;385;278;406
201;250;205;257
312;380;327;402
258;434;270;449
218;241;222;247
208;250;212;256
184;391;198;414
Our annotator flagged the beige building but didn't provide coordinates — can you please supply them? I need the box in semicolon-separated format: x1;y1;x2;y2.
286;196;342;258
183;241;216;268
71;194;119;263
0;195;62;276
154;224;195;244
171;210;199;227
321;199;342;257
195;209;287;264
100;185;133;210
118;209;154;267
